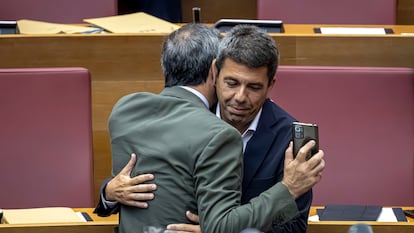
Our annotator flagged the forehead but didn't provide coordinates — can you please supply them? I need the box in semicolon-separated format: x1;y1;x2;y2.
220;59;268;84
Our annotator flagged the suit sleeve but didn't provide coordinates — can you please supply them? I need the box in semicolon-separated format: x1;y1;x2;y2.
268;190;312;233
93;178;120;217
194;127;299;233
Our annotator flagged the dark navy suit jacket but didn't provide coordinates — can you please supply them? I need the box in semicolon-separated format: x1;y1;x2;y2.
243;98;312;233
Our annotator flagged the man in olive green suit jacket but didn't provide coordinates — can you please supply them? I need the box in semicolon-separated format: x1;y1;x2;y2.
106;24;324;233
110;86;299;233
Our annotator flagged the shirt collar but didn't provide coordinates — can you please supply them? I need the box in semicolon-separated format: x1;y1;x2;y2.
179;86;209;108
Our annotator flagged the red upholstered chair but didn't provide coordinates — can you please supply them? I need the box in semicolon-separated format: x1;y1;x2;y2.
257;0;396;25
0;67;93;208
270;66;414;206
0;0;117;23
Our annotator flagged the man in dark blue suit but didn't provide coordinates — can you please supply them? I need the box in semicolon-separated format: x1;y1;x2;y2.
97;25;319;233
237;99;311;232
209;24;311;233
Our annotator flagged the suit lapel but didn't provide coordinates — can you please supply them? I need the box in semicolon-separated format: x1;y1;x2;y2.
242;100;277;189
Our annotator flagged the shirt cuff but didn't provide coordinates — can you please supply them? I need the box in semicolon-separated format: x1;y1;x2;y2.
101;192;118;209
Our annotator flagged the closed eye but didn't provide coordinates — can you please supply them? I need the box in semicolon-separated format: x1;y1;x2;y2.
248;84;263;90
224;78;239;88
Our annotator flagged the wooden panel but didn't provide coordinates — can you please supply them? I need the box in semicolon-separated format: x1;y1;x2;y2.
397;0;414;25
0;34;164;81
276;24;414;68
92;80;164;200
277;36;414;67
181;0;257;23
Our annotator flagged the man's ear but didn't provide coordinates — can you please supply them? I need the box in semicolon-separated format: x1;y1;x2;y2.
269;78;276;89
266;78;276;98
210;59;218;85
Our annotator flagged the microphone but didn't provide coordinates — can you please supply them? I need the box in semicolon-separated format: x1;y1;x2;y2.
348;223;374;233
192;7;201;23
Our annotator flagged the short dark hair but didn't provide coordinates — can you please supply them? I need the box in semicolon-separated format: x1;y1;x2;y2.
215;24;279;85
161;23;221;87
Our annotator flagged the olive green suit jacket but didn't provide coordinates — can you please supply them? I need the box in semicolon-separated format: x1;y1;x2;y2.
109;87;298;233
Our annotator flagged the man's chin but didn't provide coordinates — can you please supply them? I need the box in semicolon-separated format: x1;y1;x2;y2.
222;111;245;122
228;115;245;124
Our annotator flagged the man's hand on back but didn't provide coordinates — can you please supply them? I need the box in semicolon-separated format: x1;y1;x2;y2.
105;153;157;208
167;211;201;233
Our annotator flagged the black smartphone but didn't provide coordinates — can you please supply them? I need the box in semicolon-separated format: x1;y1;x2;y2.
292;122;319;160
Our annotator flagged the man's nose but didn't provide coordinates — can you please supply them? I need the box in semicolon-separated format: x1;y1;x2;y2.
234;87;247;102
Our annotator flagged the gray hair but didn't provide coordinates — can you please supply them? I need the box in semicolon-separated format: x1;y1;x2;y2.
161;23;221;87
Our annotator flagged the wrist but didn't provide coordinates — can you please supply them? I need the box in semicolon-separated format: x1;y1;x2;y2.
281;180;298;200
104;183;115;202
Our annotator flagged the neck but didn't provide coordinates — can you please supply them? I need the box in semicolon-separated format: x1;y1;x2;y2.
190;85;215;109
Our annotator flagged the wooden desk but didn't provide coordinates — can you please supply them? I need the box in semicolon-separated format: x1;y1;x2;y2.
0;208;118;233
308;206;414;233
1;24;413;203
1;207;412;233
276;24;414;69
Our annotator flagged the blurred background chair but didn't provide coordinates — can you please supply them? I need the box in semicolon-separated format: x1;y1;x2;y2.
0;0;117;23
270;66;414;206
257;0;397;24
0;67;94;208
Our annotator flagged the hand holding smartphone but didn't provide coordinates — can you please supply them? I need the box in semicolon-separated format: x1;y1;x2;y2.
292;122;319;160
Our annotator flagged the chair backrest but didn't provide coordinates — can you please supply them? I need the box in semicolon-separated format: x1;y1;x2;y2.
270;66;414;206
0;67;93;208
0;0;117;23
257;0;396;25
